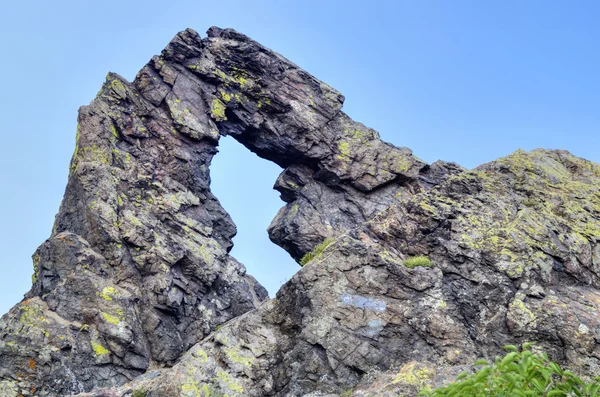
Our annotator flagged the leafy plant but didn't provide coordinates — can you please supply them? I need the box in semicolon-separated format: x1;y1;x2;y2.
419;343;600;397
403;255;432;269
299;238;334;266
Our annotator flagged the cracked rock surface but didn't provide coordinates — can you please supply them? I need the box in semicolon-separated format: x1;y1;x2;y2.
1;27;599;397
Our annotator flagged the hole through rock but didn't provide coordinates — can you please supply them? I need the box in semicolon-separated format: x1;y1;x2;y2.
210;135;299;297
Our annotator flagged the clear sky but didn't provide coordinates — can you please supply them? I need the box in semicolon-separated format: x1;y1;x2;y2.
0;1;598;315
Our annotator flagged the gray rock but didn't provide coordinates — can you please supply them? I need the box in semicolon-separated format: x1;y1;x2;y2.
2;26;600;397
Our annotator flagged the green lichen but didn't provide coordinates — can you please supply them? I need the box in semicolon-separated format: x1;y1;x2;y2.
17;300;49;338
220;91;232;102
419;201;438;215
192;348;209;363
217;371;243;394
198;245;213;265
98;286;119;301
230;66;253;88
127;214;143;227
181;381;216;397
32;253;40;283
343;127;373;143
210;99;227;120
73;144;112;170
338;141;351;157
0;380;18;397
320;82;340;104
392;361;434;388
289;203;299;216
224;346;254;368
102;312;120;325
91;341;110;356
212;68;228;80
211;67;254;92
394;154;414;173
398;149;600;281
508;296;537;329
110;79;127;98
73;123;81;159
181;380;201;397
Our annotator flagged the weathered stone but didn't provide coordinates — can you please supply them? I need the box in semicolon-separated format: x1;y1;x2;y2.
2;26;600;397
75;147;600;397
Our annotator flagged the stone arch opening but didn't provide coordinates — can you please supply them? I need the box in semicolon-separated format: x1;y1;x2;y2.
210;135;298;296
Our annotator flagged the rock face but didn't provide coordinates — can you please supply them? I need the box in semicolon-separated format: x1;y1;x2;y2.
1;27;599;397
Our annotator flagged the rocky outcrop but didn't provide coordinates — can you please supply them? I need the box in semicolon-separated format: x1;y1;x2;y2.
0;25;440;397
73;148;600;397
1;26;599;397
0;27;277;397
148;27;456;261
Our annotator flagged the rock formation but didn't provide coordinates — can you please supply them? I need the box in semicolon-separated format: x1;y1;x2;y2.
1;27;599;397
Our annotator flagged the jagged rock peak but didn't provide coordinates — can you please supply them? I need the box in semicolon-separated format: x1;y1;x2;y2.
3;26;597;397
0;25;454;396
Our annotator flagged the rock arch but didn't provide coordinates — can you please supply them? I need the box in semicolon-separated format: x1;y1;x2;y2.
3;27;596;397
0;26;457;396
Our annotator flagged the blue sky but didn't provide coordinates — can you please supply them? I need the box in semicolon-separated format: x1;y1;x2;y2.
0;1;598;315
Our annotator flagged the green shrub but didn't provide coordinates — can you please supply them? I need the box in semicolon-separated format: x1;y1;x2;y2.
419;343;600;397
300;238;334;266
132;390;147;397
403;255;432;269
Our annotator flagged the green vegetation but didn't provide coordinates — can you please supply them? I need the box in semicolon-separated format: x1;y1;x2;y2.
300;238;334;266
420;343;600;397
403;256;432;269
132;390;147;397
340;388;354;397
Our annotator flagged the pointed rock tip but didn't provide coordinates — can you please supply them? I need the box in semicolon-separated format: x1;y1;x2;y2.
206;26;251;42
206;26;224;37
176;27;201;40
104;71;127;82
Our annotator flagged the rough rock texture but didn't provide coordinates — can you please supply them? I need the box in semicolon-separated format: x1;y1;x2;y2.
74;148;600;397
2;26;600;397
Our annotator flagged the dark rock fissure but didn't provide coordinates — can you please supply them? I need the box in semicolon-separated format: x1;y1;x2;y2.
0;26;599;397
